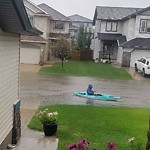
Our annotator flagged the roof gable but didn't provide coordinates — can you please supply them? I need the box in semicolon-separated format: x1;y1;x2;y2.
96;6;140;20
93;6;141;25
38;3;71;21
68;14;92;23
24;0;48;15
123;6;150;20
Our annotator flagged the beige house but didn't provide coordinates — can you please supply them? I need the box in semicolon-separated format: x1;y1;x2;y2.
22;0;71;64
0;0;42;149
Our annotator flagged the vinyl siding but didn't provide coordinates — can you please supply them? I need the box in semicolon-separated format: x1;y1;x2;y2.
0;31;19;145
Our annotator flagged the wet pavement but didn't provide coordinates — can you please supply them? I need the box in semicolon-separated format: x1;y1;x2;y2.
15;64;150;150
20;70;150;108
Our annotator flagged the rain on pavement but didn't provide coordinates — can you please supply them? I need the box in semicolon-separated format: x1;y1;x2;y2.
20;65;150;108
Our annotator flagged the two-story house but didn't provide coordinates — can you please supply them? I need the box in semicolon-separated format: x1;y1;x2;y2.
68;14;93;41
23;0;71;64
0;0;42;149
38;3;71;61
92;6;150;67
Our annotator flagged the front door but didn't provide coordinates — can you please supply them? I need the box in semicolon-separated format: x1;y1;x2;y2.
102;40;115;60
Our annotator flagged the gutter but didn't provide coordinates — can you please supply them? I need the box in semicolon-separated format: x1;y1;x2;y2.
12;0;43;35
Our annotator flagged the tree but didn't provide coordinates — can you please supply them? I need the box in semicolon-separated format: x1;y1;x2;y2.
76;26;92;50
54;36;71;68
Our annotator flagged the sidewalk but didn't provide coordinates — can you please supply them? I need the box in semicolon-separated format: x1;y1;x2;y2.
13;64;59;150
15;108;59;150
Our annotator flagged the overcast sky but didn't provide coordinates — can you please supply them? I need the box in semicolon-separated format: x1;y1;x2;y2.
30;0;150;20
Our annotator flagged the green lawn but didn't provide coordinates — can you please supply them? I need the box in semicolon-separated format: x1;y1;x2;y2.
28;105;150;149
40;61;132;80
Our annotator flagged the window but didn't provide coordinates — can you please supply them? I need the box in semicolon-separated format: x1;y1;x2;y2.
54;21;64;30
147;61;149;65
28;15;34;26
106;21;117;32
140;19;150;33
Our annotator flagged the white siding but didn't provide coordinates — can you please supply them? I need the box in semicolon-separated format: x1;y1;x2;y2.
122;18;136;40
0;31;19;145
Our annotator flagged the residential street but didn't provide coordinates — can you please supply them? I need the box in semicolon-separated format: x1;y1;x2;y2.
20;65;150;108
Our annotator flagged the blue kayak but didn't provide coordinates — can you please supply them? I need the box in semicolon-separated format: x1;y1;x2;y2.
73;92;121;101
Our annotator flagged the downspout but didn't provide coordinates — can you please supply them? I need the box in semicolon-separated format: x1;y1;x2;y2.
18;34;21;98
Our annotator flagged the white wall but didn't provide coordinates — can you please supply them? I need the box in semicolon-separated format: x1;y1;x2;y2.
33;16;49;39
0;31;19;145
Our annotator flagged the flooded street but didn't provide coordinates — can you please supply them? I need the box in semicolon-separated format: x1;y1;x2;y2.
20;70;150;108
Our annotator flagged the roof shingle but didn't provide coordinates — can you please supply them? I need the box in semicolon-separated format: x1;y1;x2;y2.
38;3;71;21
120;38;150;48
95;6;141;20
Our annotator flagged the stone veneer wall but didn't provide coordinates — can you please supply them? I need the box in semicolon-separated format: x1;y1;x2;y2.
121;52;131;67
12;100;21;144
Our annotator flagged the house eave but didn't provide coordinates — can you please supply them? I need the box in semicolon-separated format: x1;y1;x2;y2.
0;0;42;36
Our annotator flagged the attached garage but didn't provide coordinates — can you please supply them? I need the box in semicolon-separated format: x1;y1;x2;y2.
130;49;150;67
20;43;41;64
21;35;46;65
120;38;150;67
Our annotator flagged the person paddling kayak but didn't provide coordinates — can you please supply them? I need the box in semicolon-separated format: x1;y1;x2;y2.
86;84;94;95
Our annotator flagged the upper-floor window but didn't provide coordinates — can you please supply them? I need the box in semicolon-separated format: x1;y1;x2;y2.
140;19;150;33
28;15;34;27
106;21;117;32
54;21;64;30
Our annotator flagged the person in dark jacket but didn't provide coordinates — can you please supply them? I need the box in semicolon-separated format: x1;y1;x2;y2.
86;84;94;95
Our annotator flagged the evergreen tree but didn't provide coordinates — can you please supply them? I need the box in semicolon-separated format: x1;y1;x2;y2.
76;26;91;50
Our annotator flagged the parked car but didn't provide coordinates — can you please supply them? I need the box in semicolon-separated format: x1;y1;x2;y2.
135;57;150;77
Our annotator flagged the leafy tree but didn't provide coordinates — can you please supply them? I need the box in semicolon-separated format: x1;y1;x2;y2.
54;36;71;68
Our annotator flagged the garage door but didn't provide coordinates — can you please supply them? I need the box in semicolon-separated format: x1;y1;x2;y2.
20;47;40;64
130;49;150;67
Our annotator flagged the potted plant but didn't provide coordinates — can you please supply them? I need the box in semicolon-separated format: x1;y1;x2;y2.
36;108;58;136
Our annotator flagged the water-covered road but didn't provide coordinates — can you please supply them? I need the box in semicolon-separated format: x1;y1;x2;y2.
20;70;150;108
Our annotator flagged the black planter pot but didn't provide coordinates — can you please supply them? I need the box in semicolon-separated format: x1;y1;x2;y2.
43;123;58;136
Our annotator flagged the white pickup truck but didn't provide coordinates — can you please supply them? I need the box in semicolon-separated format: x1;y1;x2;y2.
135;57;150;77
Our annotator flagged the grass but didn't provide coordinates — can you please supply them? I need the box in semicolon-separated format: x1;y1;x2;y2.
28;105;150;149
40;61;132;80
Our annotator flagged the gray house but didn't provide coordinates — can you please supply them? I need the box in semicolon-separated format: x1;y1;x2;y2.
92;6;150;67
0;0;42;149
68;14;93;40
